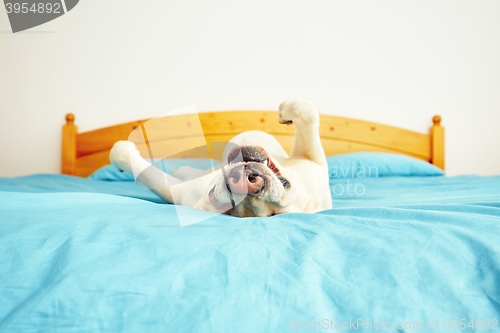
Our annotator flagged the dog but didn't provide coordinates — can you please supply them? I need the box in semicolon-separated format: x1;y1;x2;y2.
109;99;332;217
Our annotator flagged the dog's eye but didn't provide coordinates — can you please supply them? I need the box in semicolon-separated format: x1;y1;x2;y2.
277;175;291;189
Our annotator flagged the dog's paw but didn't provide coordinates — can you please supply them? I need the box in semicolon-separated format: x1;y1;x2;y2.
109;141;140;174
278;99;319;125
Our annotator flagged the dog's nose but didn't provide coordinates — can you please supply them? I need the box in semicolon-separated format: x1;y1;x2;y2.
226;167;265;195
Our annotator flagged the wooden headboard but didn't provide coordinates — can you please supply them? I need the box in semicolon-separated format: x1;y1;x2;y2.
61;111;444;177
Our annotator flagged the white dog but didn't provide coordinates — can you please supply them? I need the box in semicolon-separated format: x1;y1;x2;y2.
110;99;332;217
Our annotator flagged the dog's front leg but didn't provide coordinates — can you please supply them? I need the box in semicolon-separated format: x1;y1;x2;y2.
109;141;182;203
278;99;327;166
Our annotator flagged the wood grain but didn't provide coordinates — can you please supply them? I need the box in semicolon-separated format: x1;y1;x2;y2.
61;113;77;175
431;115;445;170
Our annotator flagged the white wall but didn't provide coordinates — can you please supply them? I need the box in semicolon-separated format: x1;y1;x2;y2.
1;0;499;177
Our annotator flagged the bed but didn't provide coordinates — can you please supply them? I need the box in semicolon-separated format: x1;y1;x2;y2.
1;111;499;332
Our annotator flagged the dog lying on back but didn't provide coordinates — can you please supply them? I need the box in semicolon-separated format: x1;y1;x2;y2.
110;99;332;217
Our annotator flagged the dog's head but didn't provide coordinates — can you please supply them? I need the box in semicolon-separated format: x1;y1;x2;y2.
195;145;318;217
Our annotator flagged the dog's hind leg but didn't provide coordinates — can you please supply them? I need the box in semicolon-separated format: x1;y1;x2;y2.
278;99;327;166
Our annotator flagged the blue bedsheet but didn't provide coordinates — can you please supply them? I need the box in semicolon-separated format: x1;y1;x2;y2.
1;174;499;332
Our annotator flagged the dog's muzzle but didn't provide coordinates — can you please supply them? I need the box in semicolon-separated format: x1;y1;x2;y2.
225;145;291;194
208;145;292;208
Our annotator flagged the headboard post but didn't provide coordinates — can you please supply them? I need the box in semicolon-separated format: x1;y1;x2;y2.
62;113;77;175
431;115;445;170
